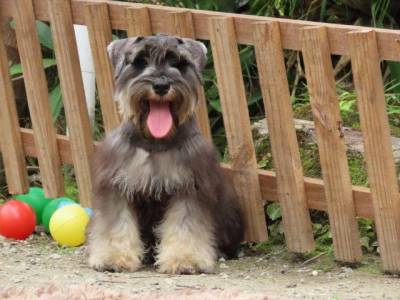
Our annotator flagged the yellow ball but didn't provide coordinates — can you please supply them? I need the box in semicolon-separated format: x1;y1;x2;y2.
49;204;89;247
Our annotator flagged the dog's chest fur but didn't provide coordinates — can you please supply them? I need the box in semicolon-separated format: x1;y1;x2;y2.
111;146;194;199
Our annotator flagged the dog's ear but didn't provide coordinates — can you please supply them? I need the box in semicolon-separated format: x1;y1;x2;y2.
180;39;208;71
107;37;143;78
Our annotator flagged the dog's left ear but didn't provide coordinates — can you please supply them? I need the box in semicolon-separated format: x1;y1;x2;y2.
107;37;143;79
181;39;208;71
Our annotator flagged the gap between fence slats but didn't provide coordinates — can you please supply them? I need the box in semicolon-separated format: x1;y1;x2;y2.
348;29;400;273
254;21;314;252
84;2;120;132
13;0;64;197
0;28;29;194
48;0;94;207
302;26;362;263
208;17;267;242
169;11;212;142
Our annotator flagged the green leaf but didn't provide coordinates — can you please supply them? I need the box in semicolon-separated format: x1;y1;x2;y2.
339;99;356;113
36;21;53;49
388;61;400;94
9;58;57;77
9;64;23;77
49;85;63;121
209;99;222;112
266;203;281;221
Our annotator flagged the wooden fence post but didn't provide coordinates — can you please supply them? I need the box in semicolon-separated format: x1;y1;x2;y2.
348;29;400;273
13;0;64;197
302;26;362;262
254;22;314;252
0;26;29;194
85;3;121;132
48;0;95;207
209;17;267;242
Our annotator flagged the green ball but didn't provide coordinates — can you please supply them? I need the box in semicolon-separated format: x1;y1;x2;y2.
42;198;75;232
15;187;50;225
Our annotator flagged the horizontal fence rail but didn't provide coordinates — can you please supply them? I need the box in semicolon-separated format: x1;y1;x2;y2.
1;0;400;60
1;0;400;272
19;128;377;221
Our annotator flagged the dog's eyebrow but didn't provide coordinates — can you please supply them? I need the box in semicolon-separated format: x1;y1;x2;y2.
134;36;144;43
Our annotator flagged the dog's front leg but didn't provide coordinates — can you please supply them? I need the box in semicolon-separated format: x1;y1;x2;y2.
155;196;217;274
87;195;144;272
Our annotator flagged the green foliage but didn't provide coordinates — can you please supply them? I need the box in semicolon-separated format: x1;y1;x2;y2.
9;58;57;77
63;167;79;202
35;20;53;49
266;202;281;221
9;21;63;123
347;153;369;186
49;85;63;122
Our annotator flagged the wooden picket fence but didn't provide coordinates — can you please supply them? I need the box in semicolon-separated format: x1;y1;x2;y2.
0;0;400;273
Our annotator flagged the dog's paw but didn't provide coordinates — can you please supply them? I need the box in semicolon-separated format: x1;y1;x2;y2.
89;253;142;273
156;256;215;274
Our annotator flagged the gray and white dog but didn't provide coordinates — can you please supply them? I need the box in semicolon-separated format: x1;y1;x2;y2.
87;35;244;274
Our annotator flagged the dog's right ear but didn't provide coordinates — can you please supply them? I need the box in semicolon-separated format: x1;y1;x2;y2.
107;37;143;79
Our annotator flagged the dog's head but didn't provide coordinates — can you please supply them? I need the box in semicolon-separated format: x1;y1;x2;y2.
108;35;207;139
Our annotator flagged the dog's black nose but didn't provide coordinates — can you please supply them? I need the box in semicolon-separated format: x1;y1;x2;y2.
153;82;170;96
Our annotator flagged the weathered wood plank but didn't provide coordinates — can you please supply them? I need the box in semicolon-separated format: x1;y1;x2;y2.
348;29;400;272
302;26;362;262
169;11;212;142
48;0;94;207
126;6;152;37
254;22;314;252
13;0;64;197
84;3;120;132
1;0;400;60
0;26;29;194
209;17;267;242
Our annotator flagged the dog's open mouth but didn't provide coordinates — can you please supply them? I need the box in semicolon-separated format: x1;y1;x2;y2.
139;96;181;139
146;100;173;139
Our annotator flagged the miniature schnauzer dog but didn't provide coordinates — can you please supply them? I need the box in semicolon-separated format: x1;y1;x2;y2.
87;35;244;274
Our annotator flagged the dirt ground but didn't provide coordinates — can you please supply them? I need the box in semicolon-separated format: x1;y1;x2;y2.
0;234;399;300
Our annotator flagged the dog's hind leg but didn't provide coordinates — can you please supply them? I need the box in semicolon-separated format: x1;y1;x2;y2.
155;195;217;274
87;194;144;272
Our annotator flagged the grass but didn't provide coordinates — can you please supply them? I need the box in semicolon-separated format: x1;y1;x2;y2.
254;130;370;186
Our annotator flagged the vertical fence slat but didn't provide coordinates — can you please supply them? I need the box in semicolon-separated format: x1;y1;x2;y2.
84;3;120;133
254;22;314;252
48;0;94;207
126;7;152;37
13;0;64;197
302;26;362;262
209;17;267;242
0;27;29;194
169;11;212;142
348;29;400;272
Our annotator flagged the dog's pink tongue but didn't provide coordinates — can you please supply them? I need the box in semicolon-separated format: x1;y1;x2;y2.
146;102;173;139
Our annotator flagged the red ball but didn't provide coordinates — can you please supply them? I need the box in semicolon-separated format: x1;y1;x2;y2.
0;200;36;240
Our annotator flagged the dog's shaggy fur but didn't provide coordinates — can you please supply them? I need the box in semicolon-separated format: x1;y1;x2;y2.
87;35;244;274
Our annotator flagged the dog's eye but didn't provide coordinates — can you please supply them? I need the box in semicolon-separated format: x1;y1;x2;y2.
132;57;148;70
171;59;189;72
